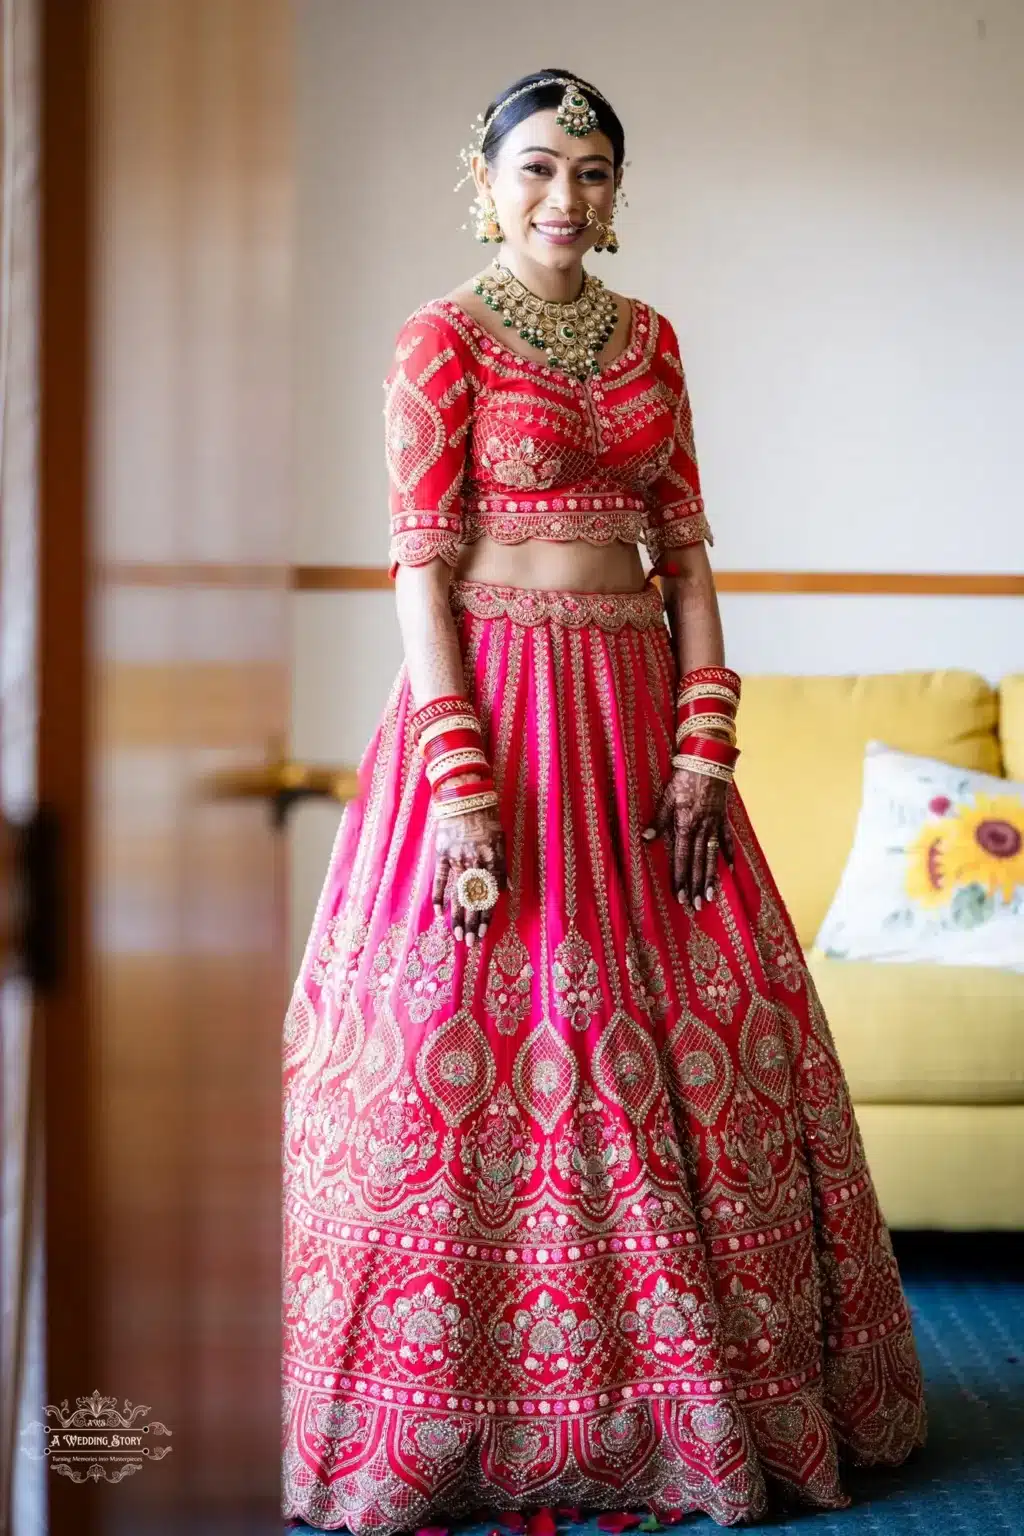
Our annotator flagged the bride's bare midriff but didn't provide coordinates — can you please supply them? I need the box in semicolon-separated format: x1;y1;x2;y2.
453;534;648;593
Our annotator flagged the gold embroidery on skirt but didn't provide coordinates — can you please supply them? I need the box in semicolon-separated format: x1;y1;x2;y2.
450;579;667;632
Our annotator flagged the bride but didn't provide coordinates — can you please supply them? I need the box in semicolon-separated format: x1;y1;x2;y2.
282;67;926;1533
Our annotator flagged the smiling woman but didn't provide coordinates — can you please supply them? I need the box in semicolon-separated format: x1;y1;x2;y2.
281;67;927;1535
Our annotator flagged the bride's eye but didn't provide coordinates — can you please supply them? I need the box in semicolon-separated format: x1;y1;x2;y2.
523;162;553;176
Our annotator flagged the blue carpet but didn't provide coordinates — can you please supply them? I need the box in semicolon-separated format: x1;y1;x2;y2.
287;1236;1024;1533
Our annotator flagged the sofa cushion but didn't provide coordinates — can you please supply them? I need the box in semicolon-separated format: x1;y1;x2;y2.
1000;674;1024;780
734;671;1001;945
806;950;1024;1104
813;743;1024;969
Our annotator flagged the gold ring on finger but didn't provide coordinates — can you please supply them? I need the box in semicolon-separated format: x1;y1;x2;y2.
455;866;499;913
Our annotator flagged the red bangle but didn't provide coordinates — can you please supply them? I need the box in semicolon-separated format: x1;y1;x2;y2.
678;734;741;767
409;694;475;735
435;777;496;803
422;728;483;762
679;666;741;698
676;697;737;723
428;760;489;793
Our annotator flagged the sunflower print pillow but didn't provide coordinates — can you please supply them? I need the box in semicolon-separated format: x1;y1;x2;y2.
815;742;1024;970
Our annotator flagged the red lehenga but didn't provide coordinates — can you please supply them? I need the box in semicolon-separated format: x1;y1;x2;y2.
281;296;926;1532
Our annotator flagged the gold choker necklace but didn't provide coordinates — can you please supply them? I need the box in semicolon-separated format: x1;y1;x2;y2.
472;261;618;381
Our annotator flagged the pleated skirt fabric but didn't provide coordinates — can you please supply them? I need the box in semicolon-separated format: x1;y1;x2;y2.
282;578;926;1533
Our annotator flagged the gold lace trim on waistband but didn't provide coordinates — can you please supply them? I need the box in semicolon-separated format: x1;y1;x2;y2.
448;580;667;631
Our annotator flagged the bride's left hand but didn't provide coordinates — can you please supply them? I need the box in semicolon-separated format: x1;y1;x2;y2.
642;768;735;907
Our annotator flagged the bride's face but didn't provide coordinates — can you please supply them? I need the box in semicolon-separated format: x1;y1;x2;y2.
475;109;618;271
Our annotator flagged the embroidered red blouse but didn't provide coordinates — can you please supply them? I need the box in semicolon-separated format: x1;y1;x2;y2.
383;296;711;581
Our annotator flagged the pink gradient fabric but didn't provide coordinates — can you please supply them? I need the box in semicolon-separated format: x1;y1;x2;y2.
282;579;925;1532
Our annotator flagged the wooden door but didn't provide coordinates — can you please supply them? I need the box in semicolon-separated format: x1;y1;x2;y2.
38;2;295;1532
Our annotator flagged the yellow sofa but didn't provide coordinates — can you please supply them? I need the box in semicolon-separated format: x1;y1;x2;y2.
735;670;1024;1230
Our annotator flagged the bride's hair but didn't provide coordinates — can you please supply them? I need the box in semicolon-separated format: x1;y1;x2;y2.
481;68;626;170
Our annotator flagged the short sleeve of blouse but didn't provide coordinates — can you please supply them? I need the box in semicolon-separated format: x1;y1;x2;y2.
643;313;713;576
383;308;474;580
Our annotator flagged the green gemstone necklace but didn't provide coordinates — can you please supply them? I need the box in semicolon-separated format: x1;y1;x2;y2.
472;260;618;382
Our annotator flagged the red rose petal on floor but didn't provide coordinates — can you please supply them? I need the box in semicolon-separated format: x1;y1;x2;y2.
527;1509;557;1536
929;795;952;815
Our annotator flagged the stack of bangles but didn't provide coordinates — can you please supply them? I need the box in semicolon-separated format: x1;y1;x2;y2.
410;693;500;914
672;665;742;784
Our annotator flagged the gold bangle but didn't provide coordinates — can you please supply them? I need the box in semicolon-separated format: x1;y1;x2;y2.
671;753;735;784
676;682;739;709
675;714;736;745
424;747;489;784
417;715;482;755
432;790;499;820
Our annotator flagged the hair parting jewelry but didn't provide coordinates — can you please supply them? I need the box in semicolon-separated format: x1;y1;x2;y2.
454;75;612;193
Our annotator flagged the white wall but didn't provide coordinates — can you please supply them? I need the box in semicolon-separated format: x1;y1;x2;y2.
289;0;1024;969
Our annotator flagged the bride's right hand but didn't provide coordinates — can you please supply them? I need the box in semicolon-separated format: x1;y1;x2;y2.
432;802;507;946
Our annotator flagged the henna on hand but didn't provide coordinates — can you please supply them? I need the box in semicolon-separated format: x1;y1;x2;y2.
432;807;508;945
642;768;735;907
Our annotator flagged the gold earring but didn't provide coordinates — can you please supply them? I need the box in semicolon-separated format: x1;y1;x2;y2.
473;193;503;244
586;201;620;254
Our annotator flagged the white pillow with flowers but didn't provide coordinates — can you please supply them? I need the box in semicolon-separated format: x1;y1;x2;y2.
814;742;1024;970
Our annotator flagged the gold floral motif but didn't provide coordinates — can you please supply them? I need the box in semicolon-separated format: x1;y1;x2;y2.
740;997;794;1109
351;1072;438;1196
512;1019;580;1134
348;998;405;1113
314;1400;366;1442
687;925;742;1025
552;924;602;1029
366;921;408;1014
720;1273;790;1364
402;1413;471;1466
625;932;669;1019
414;1007;496;1127
553;1086;635;1210
400;918;456;1025
459;1084;538;1216
490;1286;600;1380
618;1273;717;1364
369;1278;474;1370
721;1078;787;1205
664;1007;734;1128
754;900;806;994
484;924;534;1034
590;1009;662;1126
284;1258;347;1343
